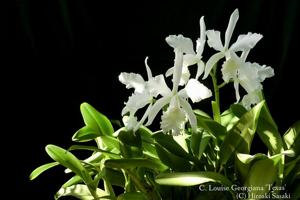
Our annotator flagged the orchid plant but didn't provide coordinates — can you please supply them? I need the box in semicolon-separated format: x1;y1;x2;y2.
30;9;300;200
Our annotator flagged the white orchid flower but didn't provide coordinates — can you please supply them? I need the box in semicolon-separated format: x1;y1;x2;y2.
165;17;207;85
145;35;212;135
203;9;263;79
221;51;274;108
119;57;170;131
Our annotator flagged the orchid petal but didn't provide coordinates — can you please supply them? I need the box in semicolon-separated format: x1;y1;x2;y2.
238;63;262;93
133;104;153;132
221;58;239;82
124;114;138;131
252;63;275;82
183;54;198;66
206;30;224;51
180;65;191;86
241;91;261;110
121;92;151;115
234;79;240;102
161;98;186;135
230;33;263;52
119;72;145;93
165;35;195;54
144;57;153;79
172;49;184;92
203;52;224;79
185;79;212;103
178;97;197;132
165;67;174;77
145;95;171;126
240;50;250;62
196;16;206;56
147;75;171;97
196;60;205;79
224;9;239;49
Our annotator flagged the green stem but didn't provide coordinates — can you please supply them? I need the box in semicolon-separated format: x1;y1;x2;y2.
210;66;221;124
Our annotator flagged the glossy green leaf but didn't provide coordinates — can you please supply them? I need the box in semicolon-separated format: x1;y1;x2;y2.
196;113;227;141
284;155;300;186
152;132;194;162
103;167;125;187
29;162;59;180
155;143;191;171
230;104;247;118
235;153;267;183
72;126;100;142
100;135;120;151
45;145;94;188
220;101;264;165
257;103;283;155
69;145;120;159
221;104;245;131
105;158;162;170
118;129;141;147
236;153;267;164
283;120;300;155
190;131;212;160
190;130;202;157
62;175;82;188
117;192;147;200
55;184;111;200
80;102;114;136
245;158;278;197
194;109;211;118
155;171;232;186
136;127;157;157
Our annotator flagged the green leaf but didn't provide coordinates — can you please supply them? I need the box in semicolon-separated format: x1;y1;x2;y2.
100;135;120;151
196;113;227;141
190;130;202;157
230;104;247;118
235;153;267;183
257;103;283;155
103;167;125;187
118;129;142;147
190;131;212;159
155;143;191;171
117;192;147;200
72;126;100;142
29;162;59;180
245;158;278;196
55;184;111;200
194;109;211;118
221;104;245;131
69;145;120;159
105;158;163;170
283;120;300;156
284;155;300;186
45;145;94;188
219;101;265;166
155;171;232;186
152;132;194;162
80;102;114;136
62;175;82;188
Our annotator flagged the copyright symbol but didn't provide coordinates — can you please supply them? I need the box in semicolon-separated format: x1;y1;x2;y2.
236;193;247;199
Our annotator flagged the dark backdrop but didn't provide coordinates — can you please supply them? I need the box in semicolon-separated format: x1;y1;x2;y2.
11;0;300;199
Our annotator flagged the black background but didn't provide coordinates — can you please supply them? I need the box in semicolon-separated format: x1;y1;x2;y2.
11;0;300;199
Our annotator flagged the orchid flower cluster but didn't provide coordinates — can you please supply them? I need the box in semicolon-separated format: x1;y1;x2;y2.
119;9;274;136
30;9;300;200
